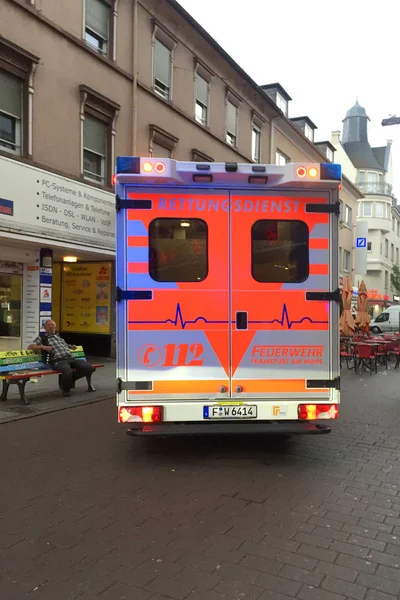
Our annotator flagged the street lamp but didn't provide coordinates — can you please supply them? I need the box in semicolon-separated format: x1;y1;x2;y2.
382;116;400;126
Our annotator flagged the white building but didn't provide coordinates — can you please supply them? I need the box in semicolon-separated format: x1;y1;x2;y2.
332;101;398;316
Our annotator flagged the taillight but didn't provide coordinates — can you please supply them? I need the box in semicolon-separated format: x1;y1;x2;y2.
298;404;338;420
118;406;163;423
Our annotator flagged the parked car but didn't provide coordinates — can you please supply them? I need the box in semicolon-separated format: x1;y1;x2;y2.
370;305;400;333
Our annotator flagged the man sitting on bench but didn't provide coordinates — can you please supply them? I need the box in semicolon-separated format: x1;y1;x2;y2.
28;320;95;397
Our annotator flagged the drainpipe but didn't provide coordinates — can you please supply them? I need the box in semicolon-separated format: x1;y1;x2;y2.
132;0;138;155
269;115;280;164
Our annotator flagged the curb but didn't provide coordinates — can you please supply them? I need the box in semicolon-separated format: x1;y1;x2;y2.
0;394;114;425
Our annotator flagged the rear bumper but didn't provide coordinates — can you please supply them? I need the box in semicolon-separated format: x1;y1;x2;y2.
126;421;332;437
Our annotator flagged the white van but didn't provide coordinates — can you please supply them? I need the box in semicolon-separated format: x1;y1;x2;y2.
370;305;400;333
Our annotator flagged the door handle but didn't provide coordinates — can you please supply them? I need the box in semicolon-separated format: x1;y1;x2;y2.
236;311;248;330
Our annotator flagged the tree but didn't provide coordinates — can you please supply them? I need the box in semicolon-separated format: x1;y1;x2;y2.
391;264;400;294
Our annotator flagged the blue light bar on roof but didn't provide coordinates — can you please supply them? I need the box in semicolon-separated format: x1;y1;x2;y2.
116;156;140;174
320;163;342;181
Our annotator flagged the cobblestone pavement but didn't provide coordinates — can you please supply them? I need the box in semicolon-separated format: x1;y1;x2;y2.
2;367;400;600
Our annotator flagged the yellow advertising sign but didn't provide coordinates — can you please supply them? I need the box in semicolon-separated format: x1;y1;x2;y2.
61;262;112;334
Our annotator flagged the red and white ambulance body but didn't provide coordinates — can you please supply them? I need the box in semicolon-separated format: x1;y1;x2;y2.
115;158;341;436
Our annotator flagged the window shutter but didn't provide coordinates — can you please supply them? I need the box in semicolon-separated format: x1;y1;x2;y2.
86;0;109;39
196;75;208;106
0;71;22;118
154;39;171;86
226;102;237;134
84;115;106;155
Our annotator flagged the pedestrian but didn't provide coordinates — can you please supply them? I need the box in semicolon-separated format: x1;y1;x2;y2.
28;320;95;397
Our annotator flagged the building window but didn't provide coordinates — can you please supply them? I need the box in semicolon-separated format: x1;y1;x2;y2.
276;92;287;115
397;248;399;264
344;205;352;228
358;171;365;185
153;39;172;99
392;243;395;261
363;202;372;217
343;250;351;273
83;114;107;183
0;40;39;159
367;171;378;183
367;241;372;252
385;270;389;290
385;239;389;257
393;218;396;232
226;100;238;146
276;149;289;165
0;70;22;155
251;124;261;162
149;218;208;282
85;0;111;57
251;220;309;283
191;148;213;162
80;85;120;187
149;124;178;159
304;123;313;141
326;147;334;162
194;64;211;127
194;75;208;125
397;221;400;237
375;202;385;218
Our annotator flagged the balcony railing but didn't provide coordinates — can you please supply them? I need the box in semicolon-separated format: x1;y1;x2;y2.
357;181;393;196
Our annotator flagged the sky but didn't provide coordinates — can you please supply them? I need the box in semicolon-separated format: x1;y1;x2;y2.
178;0;400;194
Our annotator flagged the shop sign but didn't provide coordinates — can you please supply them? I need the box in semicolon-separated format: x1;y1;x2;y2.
367;289;383;300
384;294;390;301
22;262;40;348
0;260;23;275
394;295;400;302
0;155;114;251
61;262;112;334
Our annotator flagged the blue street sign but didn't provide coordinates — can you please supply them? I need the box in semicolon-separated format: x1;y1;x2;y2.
356;237;367;248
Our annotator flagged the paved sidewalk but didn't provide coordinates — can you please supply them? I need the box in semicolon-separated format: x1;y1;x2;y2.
0;357;115;424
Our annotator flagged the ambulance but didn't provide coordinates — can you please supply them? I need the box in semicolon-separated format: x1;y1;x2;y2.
115;158;341;436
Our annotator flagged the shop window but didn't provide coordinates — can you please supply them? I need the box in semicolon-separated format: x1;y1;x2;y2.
149;218;208;282
0;272;22;338
80;85;120;188
251;220;309;283
85;0;113;58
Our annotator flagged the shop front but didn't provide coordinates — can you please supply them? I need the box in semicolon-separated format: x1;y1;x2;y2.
0;155;115;356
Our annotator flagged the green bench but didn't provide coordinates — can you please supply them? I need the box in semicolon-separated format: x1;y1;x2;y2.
0;347;104;405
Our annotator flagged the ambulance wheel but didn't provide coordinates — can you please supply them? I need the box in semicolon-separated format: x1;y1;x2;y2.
370;326;381;334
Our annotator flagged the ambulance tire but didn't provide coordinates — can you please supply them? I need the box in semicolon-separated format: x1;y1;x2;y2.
370;326;381;334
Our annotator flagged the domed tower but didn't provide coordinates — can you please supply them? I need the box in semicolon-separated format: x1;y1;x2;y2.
342;100;382;169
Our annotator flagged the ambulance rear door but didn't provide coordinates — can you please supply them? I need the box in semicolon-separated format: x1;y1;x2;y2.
117;186;231;405
229;189;339;403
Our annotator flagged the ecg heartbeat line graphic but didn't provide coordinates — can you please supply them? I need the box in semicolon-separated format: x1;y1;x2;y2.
129;303;328;330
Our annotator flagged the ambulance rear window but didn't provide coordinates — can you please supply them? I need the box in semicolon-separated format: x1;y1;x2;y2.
251;220;309;283
149;218;208;282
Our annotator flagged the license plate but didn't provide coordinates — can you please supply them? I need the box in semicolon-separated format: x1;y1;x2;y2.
203;405;257;419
